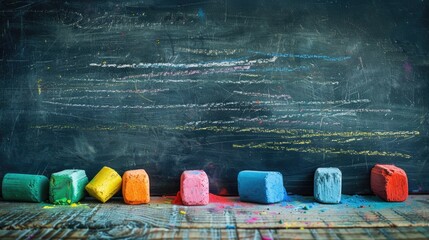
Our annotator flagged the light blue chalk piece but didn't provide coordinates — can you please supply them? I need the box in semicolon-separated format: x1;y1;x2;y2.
314;168;342;204
237;170;287;204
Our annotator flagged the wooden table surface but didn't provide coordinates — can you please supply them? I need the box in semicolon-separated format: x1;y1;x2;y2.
1;195;428;239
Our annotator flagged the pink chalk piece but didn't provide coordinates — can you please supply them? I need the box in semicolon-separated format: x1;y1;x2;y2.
180;170;209;206
371;164;408;202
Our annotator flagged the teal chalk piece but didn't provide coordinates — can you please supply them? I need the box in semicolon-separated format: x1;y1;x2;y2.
314;168;342;204
2;173;49;203
238;170;287;204
49;169;88;204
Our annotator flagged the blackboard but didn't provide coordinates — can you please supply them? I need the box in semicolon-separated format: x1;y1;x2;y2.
1;0;428;195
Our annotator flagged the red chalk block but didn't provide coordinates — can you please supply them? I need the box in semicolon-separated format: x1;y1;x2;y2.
371;164;408;202
180;170;209;206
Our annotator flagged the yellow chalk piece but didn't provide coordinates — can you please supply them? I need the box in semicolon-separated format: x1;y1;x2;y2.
43;205;55;209
70;203;78;207
179;210;186;215
85;166;122;203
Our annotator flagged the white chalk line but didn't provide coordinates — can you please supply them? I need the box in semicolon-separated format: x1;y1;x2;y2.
89;57;277;69
66;77;340;85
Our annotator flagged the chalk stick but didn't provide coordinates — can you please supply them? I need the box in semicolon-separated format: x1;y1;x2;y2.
237;170;286;204
49;169;88;205
122;169;150;205
180;170;209;206
314;168;342;204
2;173;49;203
371;164;408;202
85;166;122;203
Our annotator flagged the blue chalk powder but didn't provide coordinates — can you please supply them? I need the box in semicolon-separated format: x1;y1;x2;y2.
314;168;342;204
237;170;287;204
197;8;206;23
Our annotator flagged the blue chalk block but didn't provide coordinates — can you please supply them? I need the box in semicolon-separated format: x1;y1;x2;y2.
314;168;342;204
237;170;287;204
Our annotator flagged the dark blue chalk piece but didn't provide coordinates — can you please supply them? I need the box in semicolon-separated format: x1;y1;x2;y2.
314;168;342;204
237;170;286;204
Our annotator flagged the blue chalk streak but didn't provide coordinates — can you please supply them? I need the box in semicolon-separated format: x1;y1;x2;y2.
189;170;203;175
249;50;351;62
197;8;206;22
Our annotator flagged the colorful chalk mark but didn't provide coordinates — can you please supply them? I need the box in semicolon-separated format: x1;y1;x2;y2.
89;57;276;69
32;123;418;159
249;50;352;62
176;47;242;56
32;124;419;139
233;143;412;158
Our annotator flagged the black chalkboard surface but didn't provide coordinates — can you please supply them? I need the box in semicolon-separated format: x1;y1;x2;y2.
1;0;428;195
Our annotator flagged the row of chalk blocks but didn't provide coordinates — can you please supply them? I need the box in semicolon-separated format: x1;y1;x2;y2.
1;164;409;205
1;167;149;205
239;164;408;204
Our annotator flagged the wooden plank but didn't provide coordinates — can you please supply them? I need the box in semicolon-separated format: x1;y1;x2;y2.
236;228;429;240
1;227;429;240
0;195;428;231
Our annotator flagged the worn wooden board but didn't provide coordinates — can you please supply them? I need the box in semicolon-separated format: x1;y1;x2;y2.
1;227;429;240
1;195;429;239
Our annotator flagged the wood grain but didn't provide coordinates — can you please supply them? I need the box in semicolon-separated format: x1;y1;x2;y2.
1;227;429;239
1;195;428;239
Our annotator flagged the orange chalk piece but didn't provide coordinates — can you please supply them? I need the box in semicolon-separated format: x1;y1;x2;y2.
85;166;122;203
371;164;408;202
122;169;150;205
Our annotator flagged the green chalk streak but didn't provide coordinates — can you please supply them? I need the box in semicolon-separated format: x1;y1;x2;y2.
2;173;49;203
49;169;88;204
